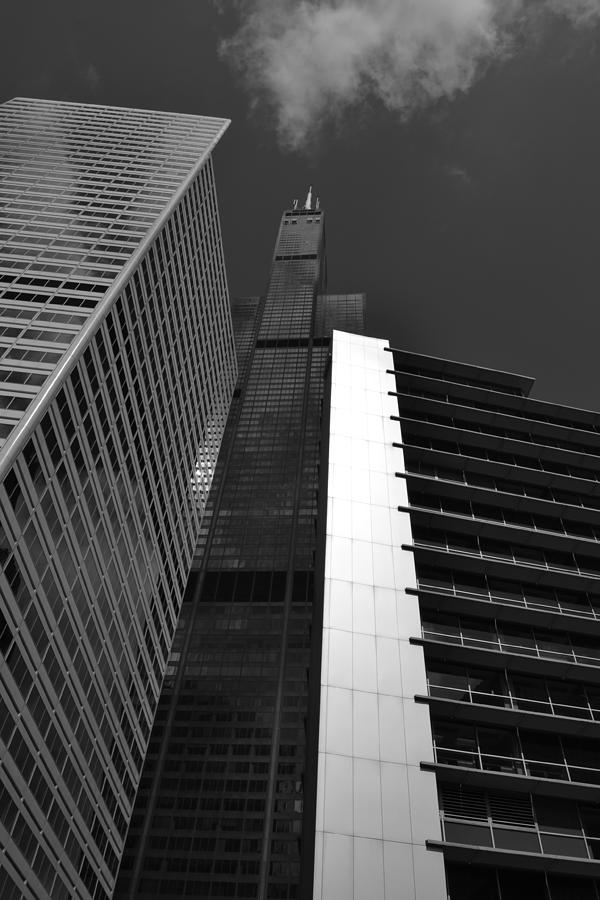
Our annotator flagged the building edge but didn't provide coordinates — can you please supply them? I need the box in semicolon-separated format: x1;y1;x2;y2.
0;103;230;482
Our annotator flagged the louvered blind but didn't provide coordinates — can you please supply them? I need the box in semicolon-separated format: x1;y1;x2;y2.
441;784;535;827
440;784;486;821
489;791;534;826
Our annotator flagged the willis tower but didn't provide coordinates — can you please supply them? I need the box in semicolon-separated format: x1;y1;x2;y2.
116;189;366;899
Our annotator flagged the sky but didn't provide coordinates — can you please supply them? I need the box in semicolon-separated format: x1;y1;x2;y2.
2;0;600;408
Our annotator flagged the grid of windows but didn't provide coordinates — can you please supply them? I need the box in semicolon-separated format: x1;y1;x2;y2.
0;100;235;900
0;98;231;449
193;296;265;568
314;293;365;337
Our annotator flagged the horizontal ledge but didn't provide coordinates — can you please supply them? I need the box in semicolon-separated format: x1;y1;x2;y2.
399;470;600;526
406;586;600;639
415;695;600;738
396;442;600;495
421;761;600;803
399;503;600;557
410;636;600;685
426;840;600;876
407;544;600;592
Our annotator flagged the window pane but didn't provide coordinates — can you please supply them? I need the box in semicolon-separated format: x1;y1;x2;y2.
444;822;493;846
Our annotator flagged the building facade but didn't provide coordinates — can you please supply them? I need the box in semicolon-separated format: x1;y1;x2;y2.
317;330;600;900
115;195;365;899
117;190;600;900
0;98;236;900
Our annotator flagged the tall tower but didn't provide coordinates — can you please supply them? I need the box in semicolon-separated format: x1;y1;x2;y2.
0;98;236;900
116;193;365;899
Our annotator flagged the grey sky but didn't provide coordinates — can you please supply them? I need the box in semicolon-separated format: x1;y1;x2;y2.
2;1;600;408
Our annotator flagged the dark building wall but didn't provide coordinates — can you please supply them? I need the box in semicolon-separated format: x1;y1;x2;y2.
116;206;365;900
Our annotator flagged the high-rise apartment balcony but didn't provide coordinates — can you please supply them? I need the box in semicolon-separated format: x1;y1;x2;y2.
419;663;600;737
410;575;600;633
412;616;600;682
428;784;600;877
422;717;600;802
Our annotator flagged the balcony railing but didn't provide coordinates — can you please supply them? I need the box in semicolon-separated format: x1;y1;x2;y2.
440;815;600;860
416;578;600;623
422;626;600;669
413;537;600;579
427;682;600;722
433;745;600;786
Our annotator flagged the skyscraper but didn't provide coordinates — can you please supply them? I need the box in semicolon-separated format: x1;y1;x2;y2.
316;331;600;900
121;215;600;900
115;193;365;899
7;100;597;900
0;98;236;900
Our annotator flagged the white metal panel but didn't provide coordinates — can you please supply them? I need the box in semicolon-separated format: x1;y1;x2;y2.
314;330;446;900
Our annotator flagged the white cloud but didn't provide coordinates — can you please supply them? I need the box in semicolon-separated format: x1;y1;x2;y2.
222;0;600;149
548;0;600;27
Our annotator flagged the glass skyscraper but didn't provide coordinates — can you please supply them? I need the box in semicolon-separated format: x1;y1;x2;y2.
115;195;365;899
0;98;236;900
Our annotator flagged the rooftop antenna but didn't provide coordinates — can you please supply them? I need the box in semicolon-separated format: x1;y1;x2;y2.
304;185;313;211
315;197;320;210
292;199;298;210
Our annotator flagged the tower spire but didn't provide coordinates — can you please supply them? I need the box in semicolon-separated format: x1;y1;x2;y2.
304;185;313;211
